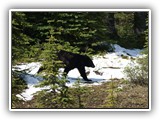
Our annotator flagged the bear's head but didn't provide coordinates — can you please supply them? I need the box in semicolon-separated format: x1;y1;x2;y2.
83;55;95;68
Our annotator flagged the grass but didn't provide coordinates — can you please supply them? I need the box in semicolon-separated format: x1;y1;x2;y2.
76;79;148;109
116;84;148;108
12;79;149;109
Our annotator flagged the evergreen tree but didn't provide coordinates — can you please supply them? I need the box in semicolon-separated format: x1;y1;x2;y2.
42;12;109;54
114;12;135;48
12;12;34;64
34;25;74;108
106;13;119;40
11;12;36;108
114;12;147;49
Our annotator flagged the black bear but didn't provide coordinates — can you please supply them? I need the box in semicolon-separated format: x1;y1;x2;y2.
58;50;95;81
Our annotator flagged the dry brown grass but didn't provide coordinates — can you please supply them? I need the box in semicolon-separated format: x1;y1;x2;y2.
116;84;149;108
12;79;149;109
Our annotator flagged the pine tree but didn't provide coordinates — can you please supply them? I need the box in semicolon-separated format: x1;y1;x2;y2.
34;26;74;108
12;12;34;64
114;12;147;49
114;12;135;48
11;12;36;108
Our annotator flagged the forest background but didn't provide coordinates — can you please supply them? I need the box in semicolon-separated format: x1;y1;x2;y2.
11;11;149;109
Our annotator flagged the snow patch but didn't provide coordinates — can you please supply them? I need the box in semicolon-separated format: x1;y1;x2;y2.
113;44;142;57
16;85;50;101
13;62;42;75
13;44;142;101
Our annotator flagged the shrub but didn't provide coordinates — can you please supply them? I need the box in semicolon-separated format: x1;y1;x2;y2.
124;55;148;86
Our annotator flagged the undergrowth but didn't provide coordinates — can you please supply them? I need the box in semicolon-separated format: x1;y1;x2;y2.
13;79;149;109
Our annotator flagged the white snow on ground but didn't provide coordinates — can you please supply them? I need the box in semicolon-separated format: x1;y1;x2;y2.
13;44;142;101
13;62;41;75
113;44;142;57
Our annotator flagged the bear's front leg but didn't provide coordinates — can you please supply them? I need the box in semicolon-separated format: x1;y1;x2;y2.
77;66;92;81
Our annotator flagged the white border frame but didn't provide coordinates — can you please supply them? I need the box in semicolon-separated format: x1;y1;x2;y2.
9;9;151;111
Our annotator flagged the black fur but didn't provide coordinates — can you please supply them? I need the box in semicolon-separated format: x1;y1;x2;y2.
58;50;95;81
